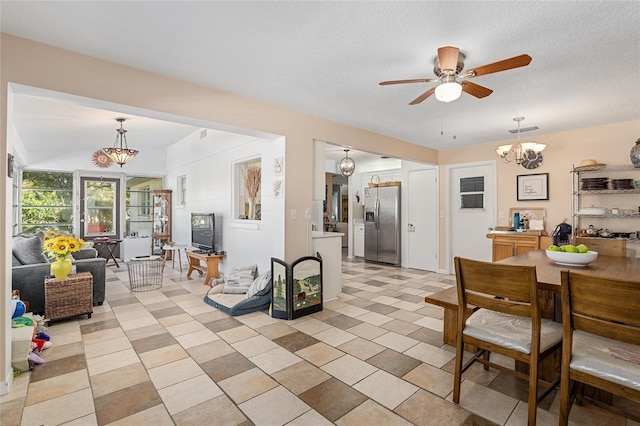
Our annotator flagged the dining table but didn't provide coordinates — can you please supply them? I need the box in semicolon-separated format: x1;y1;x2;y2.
497;249;640;292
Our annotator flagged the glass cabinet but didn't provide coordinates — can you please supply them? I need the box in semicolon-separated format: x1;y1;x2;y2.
152;190;172;255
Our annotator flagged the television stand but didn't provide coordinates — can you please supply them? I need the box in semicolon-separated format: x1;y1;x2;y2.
185;250;224;285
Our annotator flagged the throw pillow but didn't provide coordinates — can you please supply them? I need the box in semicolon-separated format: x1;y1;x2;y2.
12;233;49;265
245;270;272;299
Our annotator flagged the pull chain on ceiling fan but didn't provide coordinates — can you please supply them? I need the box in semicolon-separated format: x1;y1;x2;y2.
379;46;532;105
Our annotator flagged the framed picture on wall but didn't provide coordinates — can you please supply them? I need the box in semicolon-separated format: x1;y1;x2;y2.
517;173;549;201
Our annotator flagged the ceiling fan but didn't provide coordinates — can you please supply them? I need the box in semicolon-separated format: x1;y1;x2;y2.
379;46;532;104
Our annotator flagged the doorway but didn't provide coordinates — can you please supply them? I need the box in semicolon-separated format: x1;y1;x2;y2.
80;177;121;240
407;168;438;271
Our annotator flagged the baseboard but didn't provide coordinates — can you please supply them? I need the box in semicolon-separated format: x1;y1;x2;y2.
0;368;13;395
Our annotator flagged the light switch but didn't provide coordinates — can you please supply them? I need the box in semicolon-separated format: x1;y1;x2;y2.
499;211;504;219
291;209;297;220
304;208;311;219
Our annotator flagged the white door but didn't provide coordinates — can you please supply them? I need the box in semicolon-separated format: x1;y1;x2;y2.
447;162;496;270
407;168;438;271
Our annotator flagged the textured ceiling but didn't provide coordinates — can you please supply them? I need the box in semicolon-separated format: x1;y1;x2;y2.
2;1;639;161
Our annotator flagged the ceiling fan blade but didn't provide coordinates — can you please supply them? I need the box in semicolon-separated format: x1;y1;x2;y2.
379;78;436;85
466;54;532;77
461;81;493;98
438;46;460;72
409;87;436;105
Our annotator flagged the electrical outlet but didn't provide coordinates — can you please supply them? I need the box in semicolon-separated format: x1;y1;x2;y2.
304;208;311;219
291;209;297;220
499;211;504;219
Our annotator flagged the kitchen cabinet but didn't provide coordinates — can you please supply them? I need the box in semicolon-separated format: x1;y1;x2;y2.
571;164;640;255
152;190;171;256
354;222;365;257
487;233;553;262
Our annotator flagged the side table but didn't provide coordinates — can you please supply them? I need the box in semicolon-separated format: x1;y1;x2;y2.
44;272;93;322
162;244;185;272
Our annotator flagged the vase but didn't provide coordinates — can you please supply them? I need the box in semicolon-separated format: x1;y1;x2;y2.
630;138;640;168
248;197;256;220
51;258;73;279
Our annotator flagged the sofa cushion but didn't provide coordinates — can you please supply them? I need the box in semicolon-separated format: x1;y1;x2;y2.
12;233;49;265
72;248;98;260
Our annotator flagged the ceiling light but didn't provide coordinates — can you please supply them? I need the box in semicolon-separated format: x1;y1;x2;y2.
103;118;138;167
339;149;355;177
434;76;462;103
496;117;546;168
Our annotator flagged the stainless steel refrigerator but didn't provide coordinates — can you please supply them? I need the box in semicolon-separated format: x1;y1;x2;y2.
364;185;401;265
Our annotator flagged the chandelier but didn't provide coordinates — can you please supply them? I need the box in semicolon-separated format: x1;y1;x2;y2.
103;118;138;167
496;117;546;167
339;149;355;177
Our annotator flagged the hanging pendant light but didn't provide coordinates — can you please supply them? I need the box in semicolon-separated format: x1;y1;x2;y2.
103;118;138;167
496;117;546;168
339;149;355;177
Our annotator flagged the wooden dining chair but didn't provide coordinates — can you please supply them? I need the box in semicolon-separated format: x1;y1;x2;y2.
453;257;563;426
574;237;626;257
559;270;640;425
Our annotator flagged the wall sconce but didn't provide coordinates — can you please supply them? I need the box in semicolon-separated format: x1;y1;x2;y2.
496;117;546;169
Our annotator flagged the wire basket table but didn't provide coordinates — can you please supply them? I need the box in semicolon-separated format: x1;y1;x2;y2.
127;255;163;291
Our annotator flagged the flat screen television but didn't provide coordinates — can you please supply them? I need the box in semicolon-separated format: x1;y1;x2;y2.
191;213;215;253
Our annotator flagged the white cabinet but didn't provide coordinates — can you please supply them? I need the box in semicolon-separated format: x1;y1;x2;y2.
121;237;152;261
354;223;365;257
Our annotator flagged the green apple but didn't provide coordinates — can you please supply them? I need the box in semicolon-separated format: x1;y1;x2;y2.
547;245;561;252
576;244;589;253
564;245;578;253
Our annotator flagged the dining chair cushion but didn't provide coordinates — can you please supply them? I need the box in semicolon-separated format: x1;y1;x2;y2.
464;309;563;354
571;330;640;391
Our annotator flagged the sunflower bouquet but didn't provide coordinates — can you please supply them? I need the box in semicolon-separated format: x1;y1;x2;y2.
42;230;84;261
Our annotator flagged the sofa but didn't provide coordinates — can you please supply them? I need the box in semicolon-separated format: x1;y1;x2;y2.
12;233;107;315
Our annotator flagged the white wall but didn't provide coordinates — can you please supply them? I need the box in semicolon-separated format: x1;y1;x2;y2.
164;129;285;276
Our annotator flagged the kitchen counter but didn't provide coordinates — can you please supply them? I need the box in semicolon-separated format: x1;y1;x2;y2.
312;231;344;239
312;232;342;301
488;230;546;236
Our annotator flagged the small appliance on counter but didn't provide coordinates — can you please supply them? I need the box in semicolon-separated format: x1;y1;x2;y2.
552;221;572;246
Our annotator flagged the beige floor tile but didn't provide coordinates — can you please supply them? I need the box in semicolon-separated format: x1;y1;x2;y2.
25;369;89;405
358;311;394;326
337;337;386;361
148;357;203;389
90;363;150;398
334;304;370;318
182;303;217;316
174;328;219;349
186;339;236;364
446;379;519;425
395;389;471;426
292;318;333;335
0;371;30;403
312;327;358;347
82;326;126;345
505;400;559;426
113;307;153;322
404;342;455;368
353;369;418;409
413;315;444;332
54;329;84;346
381;319;422;336
371;295;403;305
219;367;279;404
321;354;378;386
139;343;189;369
106;402;173;426
231;334;279;358
296;342;345;366
391;300;425;312
239;386;311;425
87;348;141;376
287;408;334;425
84;336;133;359
250;346;303;375
217;325;259;344
402;363;454;397
346;322;389;340
119;315;159;331
171;394;247;425
157;313;193;327
124;323;167;340
373;331;420;352
271;361;332;395
157;374;223;415
234;310;280;328
336;399;413;426
21;388;95;426
256;321;298;339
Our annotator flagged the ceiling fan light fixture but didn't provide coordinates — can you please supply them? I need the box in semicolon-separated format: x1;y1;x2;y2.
434;80;462;103
339;149;355;177
103;118;138;167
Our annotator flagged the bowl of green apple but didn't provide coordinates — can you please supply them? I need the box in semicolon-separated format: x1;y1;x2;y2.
546;244;598;267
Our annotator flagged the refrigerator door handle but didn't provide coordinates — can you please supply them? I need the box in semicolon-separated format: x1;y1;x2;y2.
375;199;380;230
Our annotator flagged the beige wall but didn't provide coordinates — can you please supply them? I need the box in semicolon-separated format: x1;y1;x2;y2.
438;120;640;269
0;33;438;390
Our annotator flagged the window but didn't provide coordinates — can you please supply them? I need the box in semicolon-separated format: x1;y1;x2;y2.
21;171;74;233
125;177;161;237
177;175;186;207
460;176;484;209
234;157;261;220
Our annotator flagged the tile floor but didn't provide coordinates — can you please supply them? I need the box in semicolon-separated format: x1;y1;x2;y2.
2;256;639;425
